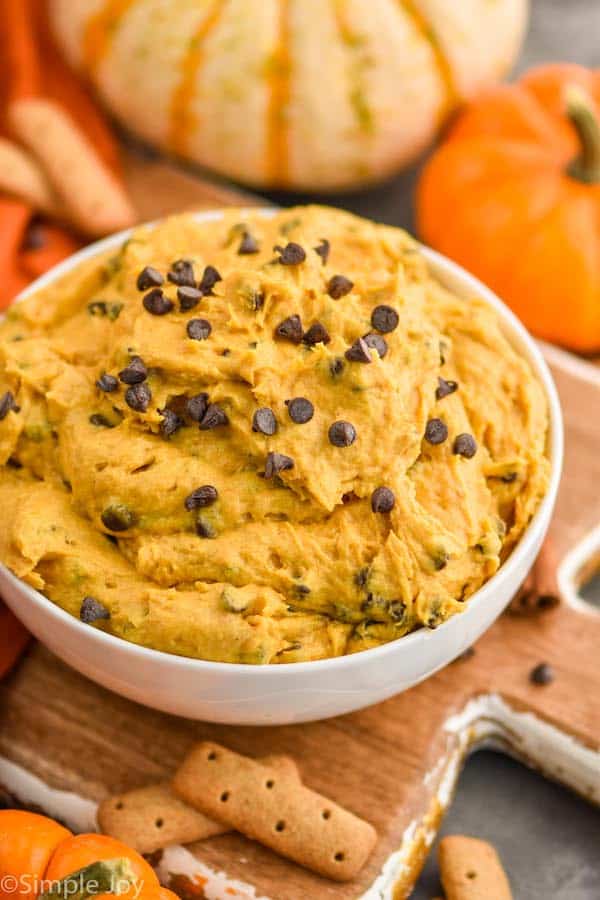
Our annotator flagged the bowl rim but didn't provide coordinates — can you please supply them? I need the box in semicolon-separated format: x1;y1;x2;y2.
1;207;564;675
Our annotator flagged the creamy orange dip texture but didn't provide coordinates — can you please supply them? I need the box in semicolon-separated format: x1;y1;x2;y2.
0;207;550;663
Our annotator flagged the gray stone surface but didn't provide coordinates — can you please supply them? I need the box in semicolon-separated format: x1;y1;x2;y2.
268;1;600;895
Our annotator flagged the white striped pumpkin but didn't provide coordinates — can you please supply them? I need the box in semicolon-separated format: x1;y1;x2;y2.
50;0;529;191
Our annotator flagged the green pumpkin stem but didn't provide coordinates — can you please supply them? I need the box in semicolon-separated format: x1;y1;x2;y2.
38;858;135;900
565;84;600;184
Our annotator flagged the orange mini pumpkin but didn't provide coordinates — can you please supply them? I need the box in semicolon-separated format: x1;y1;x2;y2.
0;811;70;900
0;811;164;900
416;64;600;353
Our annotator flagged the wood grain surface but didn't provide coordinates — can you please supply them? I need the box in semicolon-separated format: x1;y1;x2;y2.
0;155;599;899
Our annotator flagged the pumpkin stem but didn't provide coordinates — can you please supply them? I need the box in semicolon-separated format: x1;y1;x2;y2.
565;84;600;184
39;858;135;900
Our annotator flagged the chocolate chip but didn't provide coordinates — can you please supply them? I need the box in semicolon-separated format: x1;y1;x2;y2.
275;315;303;343
187;318;212;341
125;382;152;413
530;662;554;685
453;433;477;458
136;266;164;291
363;332;388;359
286;397;314;424
424;418;448;445
371;305;399;333
196;518;216;538
143;288;174;316
198;265;222;295
274;242;306;265
96;373;119;393
371;487;395;513
238;231;259;254
199;404;228;430
178;286;202;311
328;420;356;447
119;356;147;384
436;377;458;400
80;596;111;624
158;408;184;437
303;322;331;345
327;275;353;299
314;239;330;265
89;414;116;428
0;391;19;421
167;259;196;287
101;504;137;532
186;393;209;422
252;407;277;436
345;337;372;363
265;451;294;478
184;485;219;510
329;358;345;377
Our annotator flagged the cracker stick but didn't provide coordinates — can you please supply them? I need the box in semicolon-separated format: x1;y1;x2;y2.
9;98;136;237
98;754;299;855
173;742;377;882
0;138;59;215
439;836;513;900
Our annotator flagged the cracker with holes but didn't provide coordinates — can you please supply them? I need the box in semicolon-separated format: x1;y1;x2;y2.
172;742;377;882
439;835;513;900
97;754;300;854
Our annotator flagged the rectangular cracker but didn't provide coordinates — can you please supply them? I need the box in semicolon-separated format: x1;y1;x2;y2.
97;754;299;855
172;741;377;882
0;138;60;216
9;98;136;237
439;836;513;900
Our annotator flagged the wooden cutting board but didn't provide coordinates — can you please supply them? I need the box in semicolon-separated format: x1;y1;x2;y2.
1;152;600;900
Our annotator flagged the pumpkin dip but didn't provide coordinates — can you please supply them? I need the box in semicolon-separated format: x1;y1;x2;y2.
0;207;550;663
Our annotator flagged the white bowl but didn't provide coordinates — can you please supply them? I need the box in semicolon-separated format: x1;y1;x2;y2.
0;211;563;724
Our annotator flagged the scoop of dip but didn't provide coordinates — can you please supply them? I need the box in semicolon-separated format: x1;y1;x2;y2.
0;207;550;664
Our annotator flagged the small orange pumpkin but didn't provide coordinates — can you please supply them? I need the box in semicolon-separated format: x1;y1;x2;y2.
45;833;161;900
0;810;164;900
416;64;600;353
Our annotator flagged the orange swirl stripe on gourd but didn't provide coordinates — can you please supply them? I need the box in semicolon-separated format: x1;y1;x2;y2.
397;0;457;118
82;0;138;77
416;63;600;353
168;0;226;159
332;0;372;138
266;0;290;185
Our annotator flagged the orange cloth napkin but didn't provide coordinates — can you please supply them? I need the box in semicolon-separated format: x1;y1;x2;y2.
0;0;123;309
0;0;125;673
